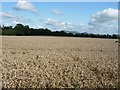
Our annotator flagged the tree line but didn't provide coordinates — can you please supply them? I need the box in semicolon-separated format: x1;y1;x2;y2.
0;24;118;39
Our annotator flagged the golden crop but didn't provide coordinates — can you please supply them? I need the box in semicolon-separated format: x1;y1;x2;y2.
2;36;118;88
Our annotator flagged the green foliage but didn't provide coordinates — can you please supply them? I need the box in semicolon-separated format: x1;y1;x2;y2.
14;24;25;35
115;36;120;44
1;24;118;39
74;83;81;90
2;29;16;35
0;28;2;35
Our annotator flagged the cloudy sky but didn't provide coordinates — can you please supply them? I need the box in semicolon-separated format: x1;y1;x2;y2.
0;0;118;34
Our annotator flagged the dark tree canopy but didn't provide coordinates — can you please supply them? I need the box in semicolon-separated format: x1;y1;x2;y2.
1;24;118;39
14;24;25;36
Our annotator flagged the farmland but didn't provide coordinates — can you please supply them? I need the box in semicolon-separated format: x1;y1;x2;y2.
2;36;118;88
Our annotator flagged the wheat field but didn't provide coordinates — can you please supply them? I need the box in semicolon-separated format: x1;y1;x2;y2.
2;36;118;88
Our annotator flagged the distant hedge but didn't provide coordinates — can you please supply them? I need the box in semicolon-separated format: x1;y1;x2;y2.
0;24;118;39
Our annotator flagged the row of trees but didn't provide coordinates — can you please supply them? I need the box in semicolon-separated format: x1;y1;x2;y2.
0;24;118;39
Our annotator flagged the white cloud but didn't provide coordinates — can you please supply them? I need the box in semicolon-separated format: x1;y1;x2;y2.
43;18;57;26
0;11;32;26
52;9;62;15
43;18;71;30
41;18;87;32
13;20;22;24
43;18;72;28
0;12;15;19
89;8;118;26
14;0;37;12
42;8;118;34
88;8;118;34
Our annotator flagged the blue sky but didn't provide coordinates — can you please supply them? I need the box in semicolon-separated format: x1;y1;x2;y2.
0;1;118;34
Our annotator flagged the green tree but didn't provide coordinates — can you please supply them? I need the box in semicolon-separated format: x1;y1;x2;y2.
14;24;25;36
24;25;29;35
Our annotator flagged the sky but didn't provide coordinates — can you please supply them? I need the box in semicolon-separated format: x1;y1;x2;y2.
0;0;118;34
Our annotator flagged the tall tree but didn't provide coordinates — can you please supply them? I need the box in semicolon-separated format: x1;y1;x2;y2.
14;24;25;36
24;25;29;35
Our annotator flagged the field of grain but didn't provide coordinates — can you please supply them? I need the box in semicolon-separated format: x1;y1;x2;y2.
2;36;118;88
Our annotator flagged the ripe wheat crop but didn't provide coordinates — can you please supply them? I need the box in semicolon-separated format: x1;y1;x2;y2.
2;36;118;88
